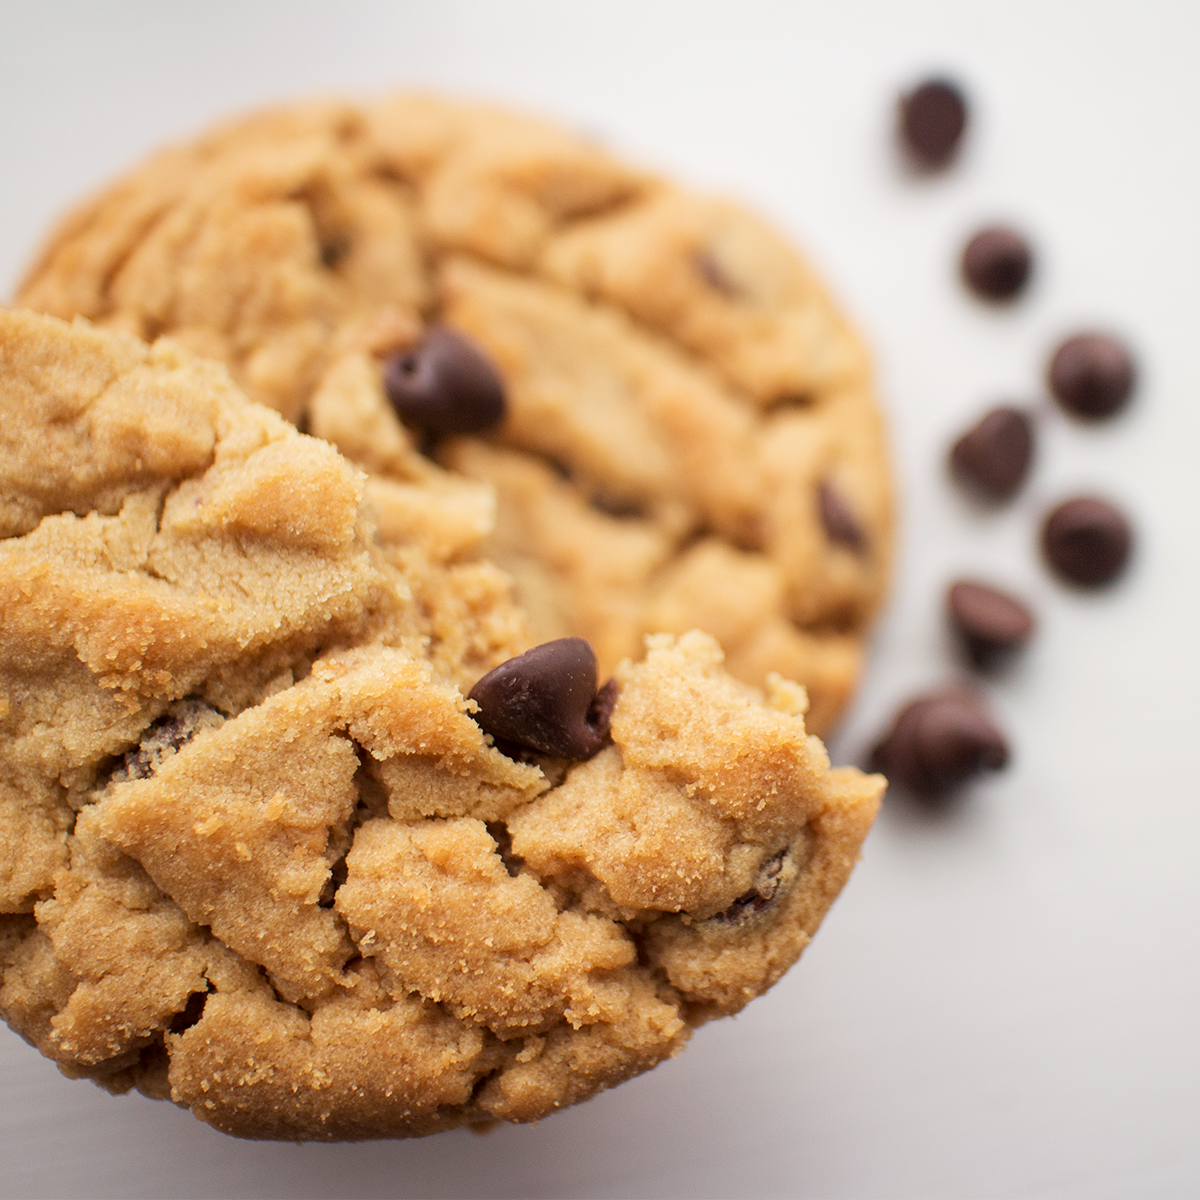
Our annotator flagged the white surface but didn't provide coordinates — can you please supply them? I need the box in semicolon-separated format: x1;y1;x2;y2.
2;2;1198;1196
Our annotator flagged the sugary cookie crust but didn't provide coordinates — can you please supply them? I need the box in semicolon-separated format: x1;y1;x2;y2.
19;93;893;736
0;310;883;1140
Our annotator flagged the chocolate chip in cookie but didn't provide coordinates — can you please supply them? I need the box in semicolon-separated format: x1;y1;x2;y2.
950;406;1034;501
1047;333;1136;420
713;849;792;925
1041;496;1132;587
872;690;1009;799
961;226;1033;302
108;699;225;785
947;580;1035;669
818;481;867;552
383;325;507;437
468;637;616;760
898;78;968;169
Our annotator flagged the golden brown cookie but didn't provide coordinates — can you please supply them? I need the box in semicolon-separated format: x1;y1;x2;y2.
19;94;893;735
0;310;883;1140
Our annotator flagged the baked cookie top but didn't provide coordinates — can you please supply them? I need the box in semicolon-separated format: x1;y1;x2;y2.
0;311;883;1141
19;94;893;735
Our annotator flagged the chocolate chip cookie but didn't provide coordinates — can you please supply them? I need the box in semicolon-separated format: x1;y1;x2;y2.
19;94;894;735
0;310;883;1140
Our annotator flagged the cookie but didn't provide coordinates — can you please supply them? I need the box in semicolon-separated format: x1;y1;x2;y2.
0;310;884;1140
19;94;894;735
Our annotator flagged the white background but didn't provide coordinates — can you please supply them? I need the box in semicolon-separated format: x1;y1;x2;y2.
2;2;1198;1196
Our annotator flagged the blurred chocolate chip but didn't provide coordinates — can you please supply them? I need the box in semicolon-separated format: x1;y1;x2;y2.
871;690;1009;799
468;638;615;760
383;326;506;438
947;580;1035;669
1041;497;1132;587
898;78;968;169
694;249;740;298
950;406;1034;501
1048;333;1135;420
961;226;1033;301
818;481;866;552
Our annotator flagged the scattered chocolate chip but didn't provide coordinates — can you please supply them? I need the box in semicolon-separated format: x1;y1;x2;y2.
1041;496;1132;587
898;78;968;169
1048;333;1135;420
714;849;790;924
818;481;867;552
947;580;1036;669
467;638;615;760
694;249;740;299
950;406;1034;501
383;326;506;438
961;226;1033;301
871;690;1009;799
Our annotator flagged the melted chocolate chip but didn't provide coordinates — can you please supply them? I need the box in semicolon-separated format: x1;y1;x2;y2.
898;78;968;169
818;481;867;552
714;849;789;924
1048;334;1135;420
872;691;1009;798
467;638;615;760
1041;497;1132;587
961;226;1033;301
947;580;1035;669
950;406;1034;501
383;326;506;438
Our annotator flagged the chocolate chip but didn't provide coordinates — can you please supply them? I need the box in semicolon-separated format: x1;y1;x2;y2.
1048;333;1135;420
898;78;968;169
961;226;1033;301
713;849;790;925
695;249;740;299
950;406;1034;501
871;691;1009;798
947;580;1035;669
1041;497;1132;587
818;481;866;552
111;699;223;785
383;326;506;438
467;638;615;760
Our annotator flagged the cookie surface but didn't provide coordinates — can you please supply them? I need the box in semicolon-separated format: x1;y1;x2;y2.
19;94;893;735
0;310;883;1140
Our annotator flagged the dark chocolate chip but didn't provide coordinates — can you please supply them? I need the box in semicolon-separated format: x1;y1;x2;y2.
898;78;968;169
383;326;506;438
694;249;740;299
950;406;1034;501
1047;333;1135;420
961;226;1033;301
871;690;1009;798
467;638;615;760
947;580;1035;669
818;481;867;552
1041;497;1132;587
713;849;789;924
